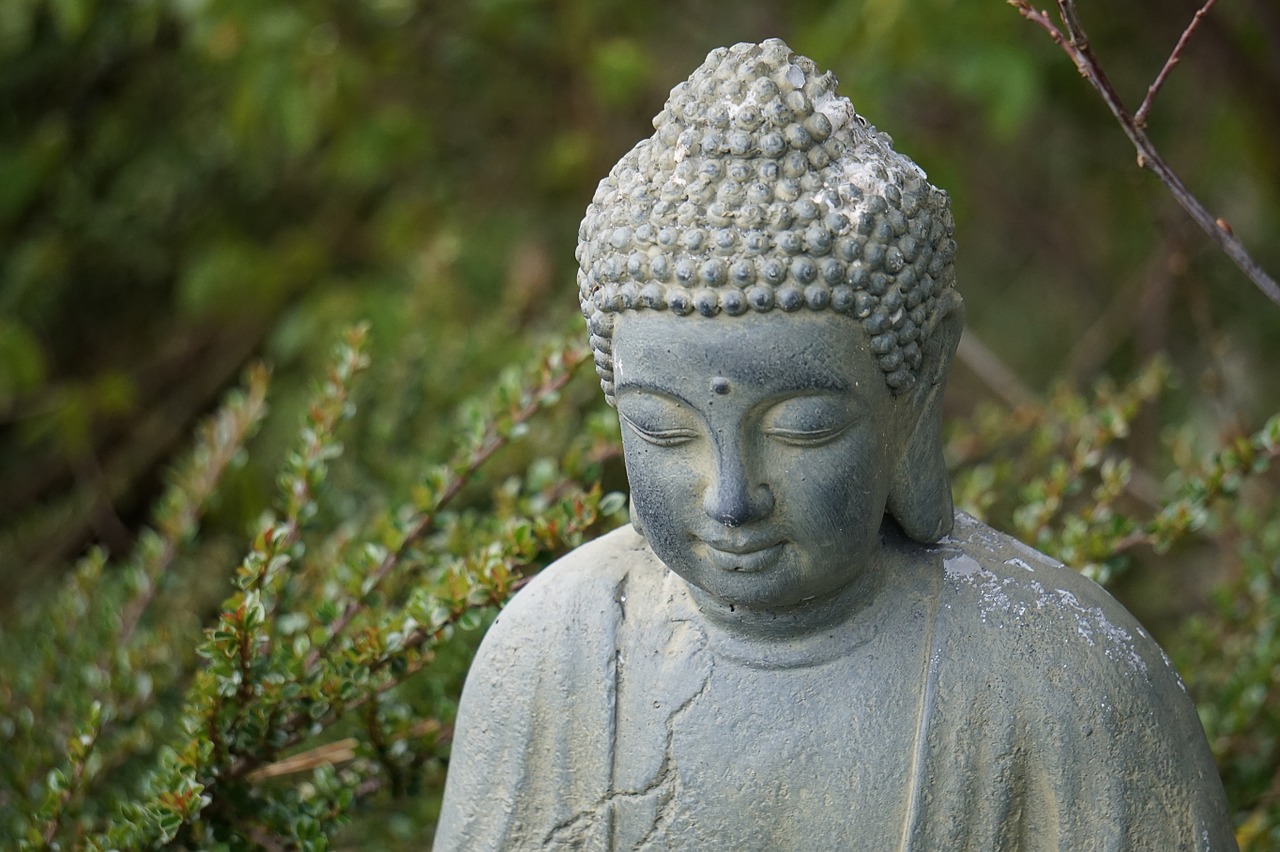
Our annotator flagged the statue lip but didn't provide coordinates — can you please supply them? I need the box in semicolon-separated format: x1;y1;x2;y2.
697;539;785;573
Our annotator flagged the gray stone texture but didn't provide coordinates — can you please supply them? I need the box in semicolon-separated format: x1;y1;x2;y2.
434;38;1235;851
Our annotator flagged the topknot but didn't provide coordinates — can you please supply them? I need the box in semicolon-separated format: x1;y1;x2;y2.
578;38;958;403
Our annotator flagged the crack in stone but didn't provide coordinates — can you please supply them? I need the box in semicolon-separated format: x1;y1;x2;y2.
542;618;712;849
633;655;713;850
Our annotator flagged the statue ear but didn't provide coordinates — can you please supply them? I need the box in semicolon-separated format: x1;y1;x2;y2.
886;290;964;543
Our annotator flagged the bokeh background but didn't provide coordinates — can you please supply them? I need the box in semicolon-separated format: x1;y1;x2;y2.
2;0;1277;845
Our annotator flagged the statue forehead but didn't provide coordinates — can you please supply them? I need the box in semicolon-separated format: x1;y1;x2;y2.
612;310;880;391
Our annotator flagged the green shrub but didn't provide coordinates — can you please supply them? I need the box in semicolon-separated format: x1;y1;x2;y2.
0;327;628;847
1;0;1277;847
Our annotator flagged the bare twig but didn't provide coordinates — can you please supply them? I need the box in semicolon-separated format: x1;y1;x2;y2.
0;325;270;589
1065;233;1186;383
954;328;1164;510
1135;0;1218;127
1008;0;1280;307
955;331;1036;409
247;738;359;782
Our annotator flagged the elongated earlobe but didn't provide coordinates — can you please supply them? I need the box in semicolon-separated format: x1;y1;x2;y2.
887;291;964;543
887;389;952;542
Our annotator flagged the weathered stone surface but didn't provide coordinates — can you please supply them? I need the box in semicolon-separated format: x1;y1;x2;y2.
434;38;1235;851
437;519;1230;849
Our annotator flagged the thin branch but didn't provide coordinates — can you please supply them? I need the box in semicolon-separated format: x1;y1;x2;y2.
117;365;271;649
955;331;1036;409
1135;0;1218;128
227;640;440;780
227;478;600;782
246;738;358;782
953;328;1165;511
1008;0;1280;307
302;348;586;673
1055;0;1088;48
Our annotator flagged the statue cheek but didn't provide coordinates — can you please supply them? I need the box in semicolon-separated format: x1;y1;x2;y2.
626;465;711;566
624;454;684;520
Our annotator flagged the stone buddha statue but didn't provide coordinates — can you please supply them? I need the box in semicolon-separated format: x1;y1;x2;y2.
434;39;1234;850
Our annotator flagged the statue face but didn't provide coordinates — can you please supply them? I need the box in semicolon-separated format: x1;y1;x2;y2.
612;310;907;610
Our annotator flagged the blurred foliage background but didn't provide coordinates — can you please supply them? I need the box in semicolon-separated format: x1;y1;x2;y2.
1;0;1277;847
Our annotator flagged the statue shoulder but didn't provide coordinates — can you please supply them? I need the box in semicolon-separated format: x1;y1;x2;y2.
939;511;1136;616
939;511;1109;599
934;512;1183;692
477;523;657;651
539;521;655;585
437;525;657;849
921;513;1233;846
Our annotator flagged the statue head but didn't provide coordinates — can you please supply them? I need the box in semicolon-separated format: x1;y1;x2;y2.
576;40;964;610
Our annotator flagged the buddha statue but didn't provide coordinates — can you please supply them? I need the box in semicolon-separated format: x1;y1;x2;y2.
434;39;1234;850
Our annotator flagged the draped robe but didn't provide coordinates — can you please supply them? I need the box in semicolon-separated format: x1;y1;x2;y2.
434;514;1234;850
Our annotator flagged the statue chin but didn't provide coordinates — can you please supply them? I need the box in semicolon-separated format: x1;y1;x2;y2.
433;38;1235;851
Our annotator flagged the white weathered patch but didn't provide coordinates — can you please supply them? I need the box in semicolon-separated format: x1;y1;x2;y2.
945;517;1150;677
1157;645;1188;694
943;553;986;580
813;89;854;134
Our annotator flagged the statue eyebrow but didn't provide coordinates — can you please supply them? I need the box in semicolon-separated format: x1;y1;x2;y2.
754;372;854;398
777;375;850;394
614;381;691;406
616;376;852;400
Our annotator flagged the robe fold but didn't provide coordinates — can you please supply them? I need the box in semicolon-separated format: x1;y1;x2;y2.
434;514;1234;850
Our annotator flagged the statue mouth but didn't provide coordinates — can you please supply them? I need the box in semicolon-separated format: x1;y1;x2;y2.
697;540;785;573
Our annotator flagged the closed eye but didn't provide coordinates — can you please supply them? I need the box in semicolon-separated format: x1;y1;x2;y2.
764;422;852;447
621;416;698;447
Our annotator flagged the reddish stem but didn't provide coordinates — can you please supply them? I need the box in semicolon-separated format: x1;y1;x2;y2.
1008;0;1280;306
1135;0;1218;128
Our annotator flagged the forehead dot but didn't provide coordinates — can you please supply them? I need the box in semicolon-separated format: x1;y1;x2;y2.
711;376;731;395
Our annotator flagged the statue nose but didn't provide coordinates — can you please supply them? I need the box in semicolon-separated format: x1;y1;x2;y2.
703;447;773;527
